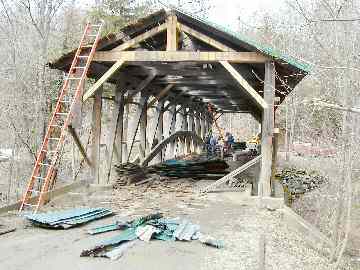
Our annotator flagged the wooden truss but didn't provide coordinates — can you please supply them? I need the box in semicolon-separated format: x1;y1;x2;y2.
75;12;276;197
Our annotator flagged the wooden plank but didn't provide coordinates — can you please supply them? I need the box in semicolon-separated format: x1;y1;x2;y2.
68;125;91;167
83;59;125;101
2;181;86;214
199;155;262;193
93;51;269;63
147;84;174;108
178;22;235;52
258;62;275;197
166;14;178;51
220;61;267;109
91;89;102;184
112;23;167;52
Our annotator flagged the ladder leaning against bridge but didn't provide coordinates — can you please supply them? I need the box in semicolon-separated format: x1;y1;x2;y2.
19;21;103;213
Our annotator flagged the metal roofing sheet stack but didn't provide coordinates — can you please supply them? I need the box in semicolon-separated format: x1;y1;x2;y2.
25;208;113;229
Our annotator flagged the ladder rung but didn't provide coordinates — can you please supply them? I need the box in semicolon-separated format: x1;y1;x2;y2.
48;137;61;140
78;55;89;58
55;112;69;116
22;203;36;207
39;163;52;166
59;100;71;103
88;34;98;37
73;66;86;69
91;24;102;27
41;150;57;153
68;77;82;80
50;124;62;128
33;176;46;180
82;44;93;48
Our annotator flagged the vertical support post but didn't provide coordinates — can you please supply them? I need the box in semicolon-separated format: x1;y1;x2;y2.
106;82;125;183
154;100;164;163
91;87;102;184
166;13;178;51
123;101;130;161
187;110;194;154
200;113;206;139
169;104;177;158
258;61;275;197
271;128;280;196
195;112;201;153
139;92;148;162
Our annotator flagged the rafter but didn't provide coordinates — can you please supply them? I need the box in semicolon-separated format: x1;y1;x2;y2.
111;23;167;52
177;23;235;52
219;61;267;109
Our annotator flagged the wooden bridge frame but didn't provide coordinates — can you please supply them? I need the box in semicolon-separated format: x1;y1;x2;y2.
62;11;280;198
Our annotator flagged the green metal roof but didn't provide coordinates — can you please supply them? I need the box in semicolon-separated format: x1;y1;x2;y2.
173;8;311;73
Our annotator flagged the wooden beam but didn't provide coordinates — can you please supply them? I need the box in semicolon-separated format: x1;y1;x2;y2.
112;23;167;52
125;73;156;103
220;61;267;109
123;102;130;160
258;62;275;197
139;92;148;161
140;131;203;167
91;89;102;184
106;84;125;183
178;23;235;52
68;125;91;167
154;100;164;163
93;51;269;63
200;155;262;193
166;14;178;51
168;105;177;158
83;60;125;101
127;94;149;162
147;84;174;108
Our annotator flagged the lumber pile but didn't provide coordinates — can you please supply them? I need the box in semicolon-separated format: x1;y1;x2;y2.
114;163;148;188
151;159;229;179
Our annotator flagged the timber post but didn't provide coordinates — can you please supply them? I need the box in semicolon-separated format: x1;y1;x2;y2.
169;104;177;158
258;61;275;197
91;86;103;184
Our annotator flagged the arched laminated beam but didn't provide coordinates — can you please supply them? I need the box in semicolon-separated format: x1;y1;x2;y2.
140;131;204;167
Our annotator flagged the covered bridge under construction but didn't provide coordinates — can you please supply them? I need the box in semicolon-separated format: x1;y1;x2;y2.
20;8;309;212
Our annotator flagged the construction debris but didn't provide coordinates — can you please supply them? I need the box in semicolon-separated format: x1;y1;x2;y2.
114;163;148;187
278;168;328;195
152;158;229;179
81;212;223;259
25;208;113;229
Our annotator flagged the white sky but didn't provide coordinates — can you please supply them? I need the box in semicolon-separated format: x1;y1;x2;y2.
208;0;284;28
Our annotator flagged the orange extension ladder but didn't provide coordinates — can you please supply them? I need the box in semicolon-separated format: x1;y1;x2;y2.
19;22;103;213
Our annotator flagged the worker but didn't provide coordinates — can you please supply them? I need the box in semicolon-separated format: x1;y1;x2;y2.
224;132;235;153
209;135;218;156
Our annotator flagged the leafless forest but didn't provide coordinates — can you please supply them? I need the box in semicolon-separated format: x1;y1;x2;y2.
0;0;359;268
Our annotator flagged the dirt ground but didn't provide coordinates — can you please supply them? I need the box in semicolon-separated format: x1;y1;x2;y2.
0;177;355;270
